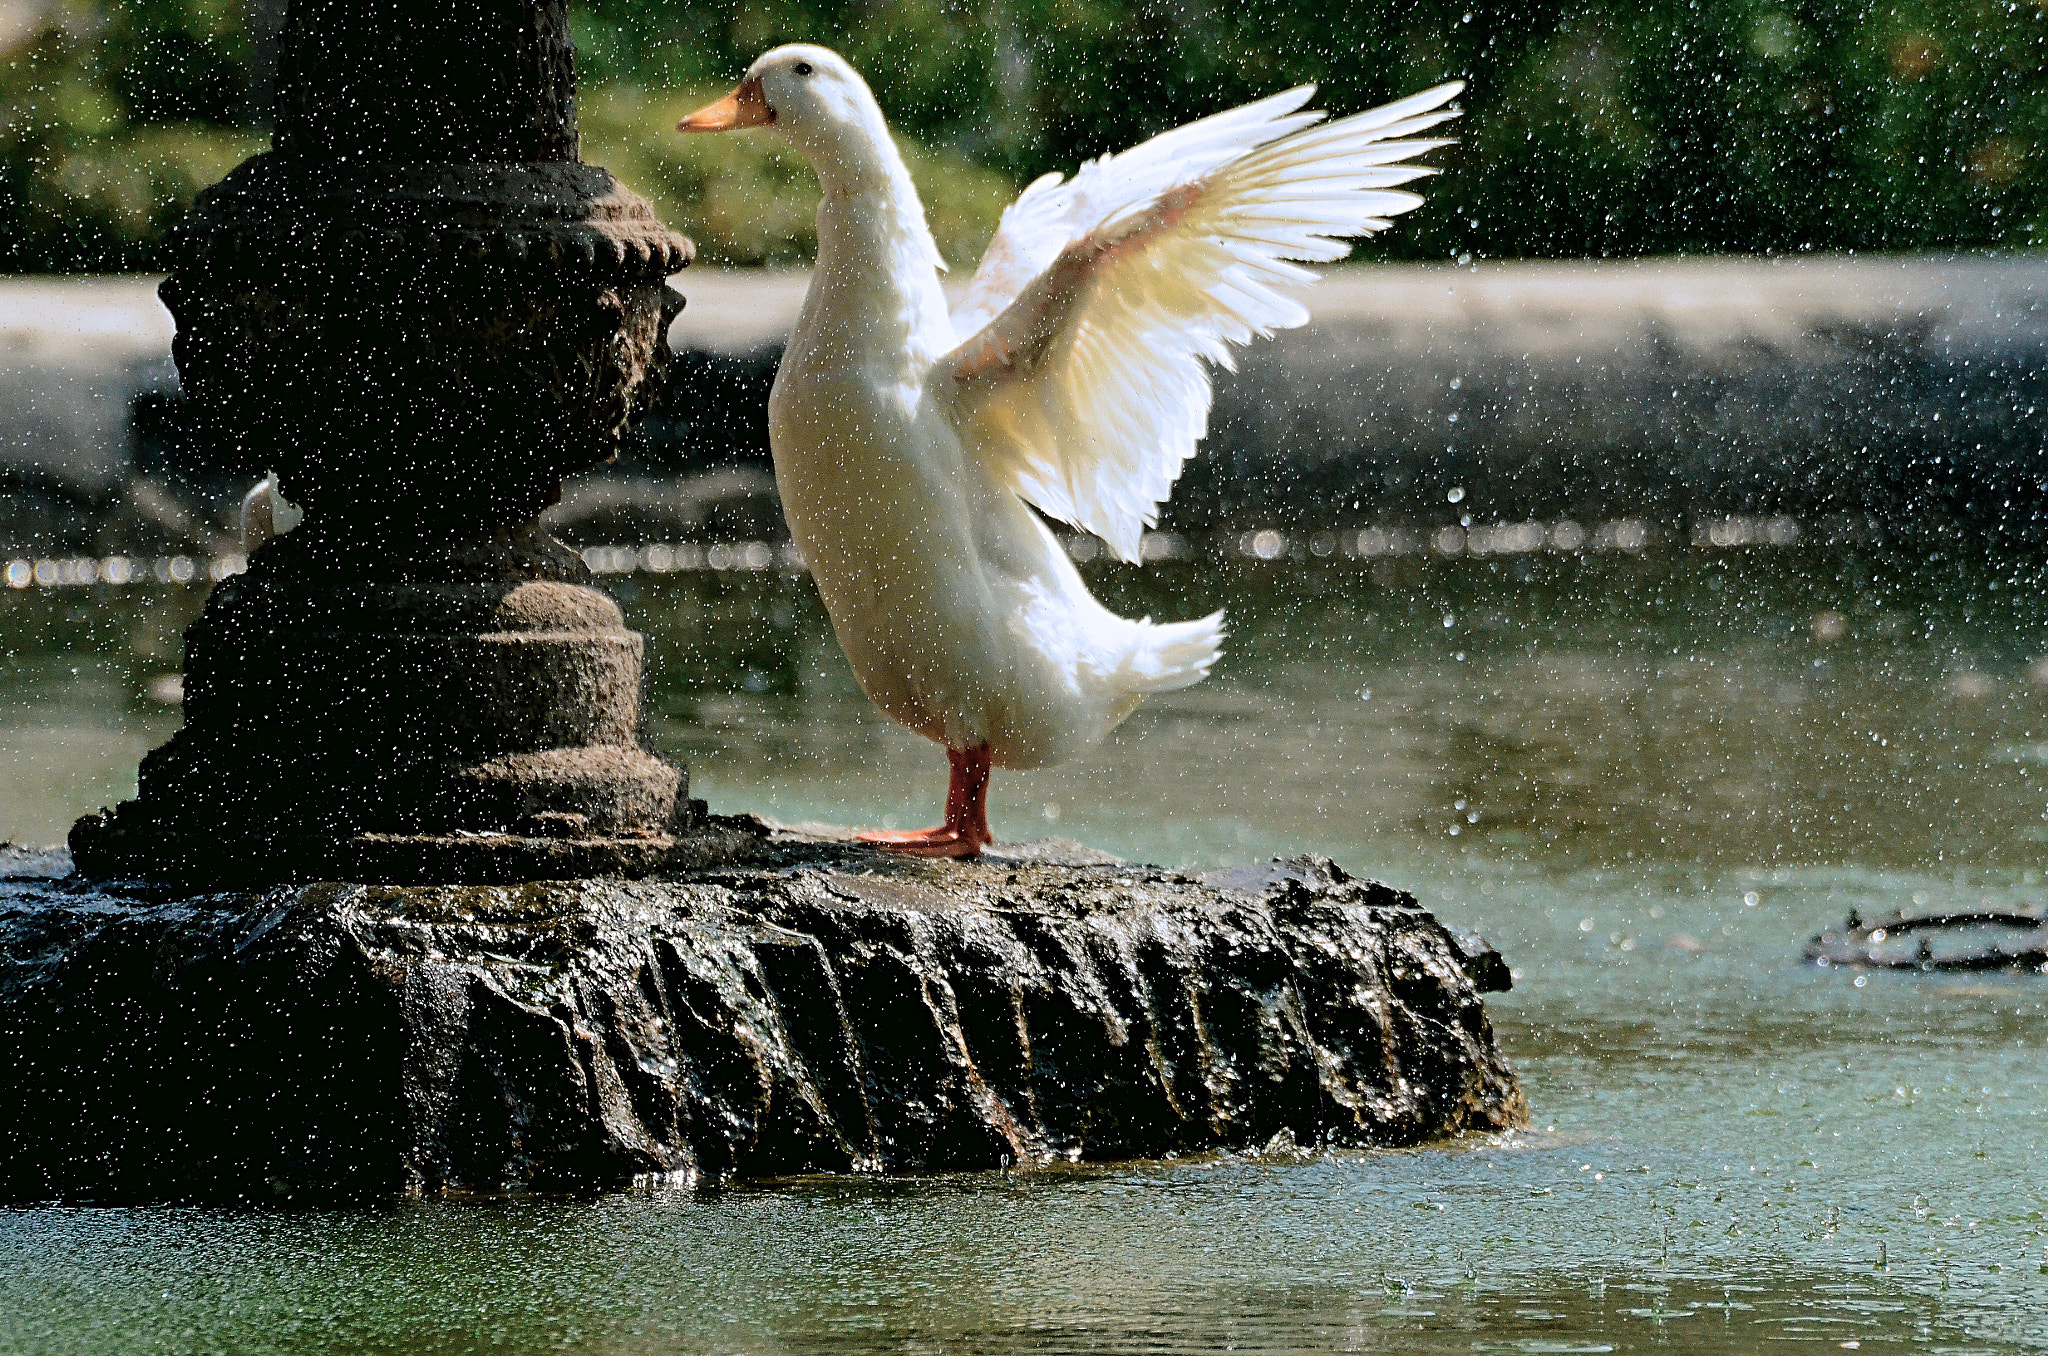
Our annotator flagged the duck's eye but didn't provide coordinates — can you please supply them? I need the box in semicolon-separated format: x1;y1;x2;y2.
794;61;813;76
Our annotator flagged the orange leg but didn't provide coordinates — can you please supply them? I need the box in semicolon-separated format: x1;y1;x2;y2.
857;745;993;858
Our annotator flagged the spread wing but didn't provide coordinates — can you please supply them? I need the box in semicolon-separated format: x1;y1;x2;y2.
938;82;1463;561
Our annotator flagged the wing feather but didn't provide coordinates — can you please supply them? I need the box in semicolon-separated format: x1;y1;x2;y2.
939;82;1464;560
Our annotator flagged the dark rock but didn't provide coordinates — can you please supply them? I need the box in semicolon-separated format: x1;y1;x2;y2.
0;835;1525;1202
1200;855;1511;993
1449;929;1513;993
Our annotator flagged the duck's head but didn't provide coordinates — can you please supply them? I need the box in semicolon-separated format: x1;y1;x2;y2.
679;45;889;174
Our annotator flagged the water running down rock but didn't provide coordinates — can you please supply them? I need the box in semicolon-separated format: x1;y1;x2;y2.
0;830;1522;1201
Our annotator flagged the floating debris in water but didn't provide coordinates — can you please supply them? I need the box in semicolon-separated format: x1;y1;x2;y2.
1806;906;2048;972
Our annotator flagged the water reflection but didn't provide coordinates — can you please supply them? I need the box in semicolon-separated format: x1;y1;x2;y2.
610;545;2048;873
2;1150;2041;1353
5;543;2048;864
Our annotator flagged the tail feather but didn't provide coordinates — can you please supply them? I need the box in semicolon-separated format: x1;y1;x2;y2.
1110;609;1225;695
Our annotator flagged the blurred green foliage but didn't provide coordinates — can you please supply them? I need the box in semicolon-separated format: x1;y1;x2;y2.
3;0;2042;271
1;1;262;269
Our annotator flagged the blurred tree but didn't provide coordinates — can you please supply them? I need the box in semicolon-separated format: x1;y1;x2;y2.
2;0;2042;270
1;0;260;269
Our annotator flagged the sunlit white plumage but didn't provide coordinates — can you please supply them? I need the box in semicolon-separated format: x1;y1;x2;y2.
680;46;1459;851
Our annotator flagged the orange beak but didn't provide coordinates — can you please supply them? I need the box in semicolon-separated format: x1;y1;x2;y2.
678;77;773;133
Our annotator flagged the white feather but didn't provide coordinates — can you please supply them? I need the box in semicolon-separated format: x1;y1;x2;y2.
942;81;1463;561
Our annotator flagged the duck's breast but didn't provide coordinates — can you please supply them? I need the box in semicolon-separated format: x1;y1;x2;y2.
768;363;991;735
770;364;1134;763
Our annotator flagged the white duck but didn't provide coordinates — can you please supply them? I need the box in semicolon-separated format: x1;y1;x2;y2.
681;47;1460;856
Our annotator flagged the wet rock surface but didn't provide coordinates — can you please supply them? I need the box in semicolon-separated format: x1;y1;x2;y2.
0;829;1524;1202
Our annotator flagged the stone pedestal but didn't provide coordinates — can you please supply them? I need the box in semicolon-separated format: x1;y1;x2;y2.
72;524;716;884
1;839;1524;1200
68;0;721;884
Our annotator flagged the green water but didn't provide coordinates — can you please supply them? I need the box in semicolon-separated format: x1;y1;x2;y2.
3;544;2047;1353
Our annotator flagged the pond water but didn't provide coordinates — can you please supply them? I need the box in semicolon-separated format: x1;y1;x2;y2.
3;542;2046;1354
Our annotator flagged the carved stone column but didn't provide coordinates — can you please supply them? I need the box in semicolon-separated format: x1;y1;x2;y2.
70;0;717;885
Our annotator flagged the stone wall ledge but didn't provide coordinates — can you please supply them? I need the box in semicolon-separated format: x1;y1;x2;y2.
0;828;1523;1202
8;255;2044;555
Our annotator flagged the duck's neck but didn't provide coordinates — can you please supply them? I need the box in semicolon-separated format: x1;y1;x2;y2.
795;130;952;375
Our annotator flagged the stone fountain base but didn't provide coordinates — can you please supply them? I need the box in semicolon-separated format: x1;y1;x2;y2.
64;815;759;890
65;523;735;889
0;827;1524;1202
